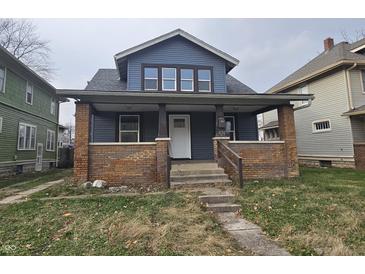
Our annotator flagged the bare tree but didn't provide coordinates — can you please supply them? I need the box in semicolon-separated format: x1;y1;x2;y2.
0;19;54;80
341;29;365;43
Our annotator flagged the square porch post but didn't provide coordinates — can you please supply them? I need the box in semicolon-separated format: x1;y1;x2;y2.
156;103;170;187
278;104;299;177
74;102;91;182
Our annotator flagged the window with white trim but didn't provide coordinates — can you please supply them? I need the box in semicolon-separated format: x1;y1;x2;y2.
18;123;36;150
299;85;309;106
119;115;140;142
144;67;158;90
26;82;33;105
361;70;365;93
50;98;56;115
312;119;331;133
224;116;235;140
198;69;211;92
0;66;5;93
46;129;56;151
162;68;176;91
180;69;194;91
0;117;3;133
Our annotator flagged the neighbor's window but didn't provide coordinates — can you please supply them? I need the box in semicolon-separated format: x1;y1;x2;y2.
362;70;365;93
312;119;331;133
265;128;279;140
198;69;211;92
299;85;309;106
119;115;140;142
18;123;36;150
162;68;176;91
46;129;56;151
0;66;5;93
26;82;33;105
0;117;3;133
50;98;56;115
144;67;158;91
180;69;194;91
224;116;236;140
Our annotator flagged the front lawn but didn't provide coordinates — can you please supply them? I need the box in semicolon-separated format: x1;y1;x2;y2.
237;167;365;256
0;192;249;255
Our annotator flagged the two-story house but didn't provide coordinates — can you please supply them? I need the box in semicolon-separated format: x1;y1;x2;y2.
0;45;60;177
262;37;365;169
58;29;312;188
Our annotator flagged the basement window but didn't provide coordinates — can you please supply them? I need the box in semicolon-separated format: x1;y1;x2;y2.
119;115;140;142
312;119;331;133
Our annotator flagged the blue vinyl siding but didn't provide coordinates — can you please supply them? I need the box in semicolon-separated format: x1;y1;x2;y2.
127;36;227;92
236;113;258;140
191;112;215;160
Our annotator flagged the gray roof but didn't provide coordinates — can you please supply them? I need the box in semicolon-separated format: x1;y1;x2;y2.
85;69;256;94
343;104;365;116
267;39;365;93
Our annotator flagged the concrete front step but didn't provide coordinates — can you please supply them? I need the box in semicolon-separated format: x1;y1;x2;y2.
170;168;225;176
198;194;235;204
171;173;229;183
170;179;232;189
205;203;241;213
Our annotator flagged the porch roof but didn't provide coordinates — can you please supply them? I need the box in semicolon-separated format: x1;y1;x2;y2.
57;89;314;114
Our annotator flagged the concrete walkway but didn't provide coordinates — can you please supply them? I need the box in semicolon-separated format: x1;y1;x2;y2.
0;179;64;205
200;188;290;256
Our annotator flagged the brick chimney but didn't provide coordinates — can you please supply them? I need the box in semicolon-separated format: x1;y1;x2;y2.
324;37;334;51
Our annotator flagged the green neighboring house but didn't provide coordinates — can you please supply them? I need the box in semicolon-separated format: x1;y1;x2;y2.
0;45;60;177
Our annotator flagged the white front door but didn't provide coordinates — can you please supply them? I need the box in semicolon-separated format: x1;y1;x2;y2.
35;143;43;171
169;114;191;159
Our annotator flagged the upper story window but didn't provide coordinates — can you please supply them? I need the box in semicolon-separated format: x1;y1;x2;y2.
312;119;331;133
0;117;3;133
18;122;36;150
26;82;33;105
361;70;365;93
0;66;6;93
180;69;194;92
50;98;56;115
162;68;176;91
198;69;211;92
144;67;158;91
299;85;309;106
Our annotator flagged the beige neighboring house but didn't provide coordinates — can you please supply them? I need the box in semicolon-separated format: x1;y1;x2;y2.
261;37;365;169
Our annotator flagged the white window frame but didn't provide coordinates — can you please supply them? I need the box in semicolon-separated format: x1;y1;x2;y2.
180;68;194;92
119;115;140;142
0;117;3;133
162;67;177;91
17;122;37;150
299;85;309;106
50;98;56;115
360;70;365;94
312;119;332;133
224;116;236;141
0;66;6;93
198;69;212;92
25;81;33;105
144;67;158;91
46;129;56;151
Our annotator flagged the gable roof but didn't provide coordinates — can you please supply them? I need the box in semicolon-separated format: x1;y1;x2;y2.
114;29;239;68
85;68;256;94
0;45;56;92
267;39;365;94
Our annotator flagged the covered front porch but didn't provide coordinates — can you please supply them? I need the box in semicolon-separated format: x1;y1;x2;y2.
57;90;313;187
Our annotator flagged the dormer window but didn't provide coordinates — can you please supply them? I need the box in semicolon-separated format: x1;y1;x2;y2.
144;67;158;90
198;69;211;92
162;68;176;91
180;69;194;91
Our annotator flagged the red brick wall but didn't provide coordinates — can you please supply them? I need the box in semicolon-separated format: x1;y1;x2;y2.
74;103;90;181
228;142;287;180
354;143;365;170
88;144;158;187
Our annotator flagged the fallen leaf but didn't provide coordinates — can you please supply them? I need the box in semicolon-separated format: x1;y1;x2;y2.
63;212;72;217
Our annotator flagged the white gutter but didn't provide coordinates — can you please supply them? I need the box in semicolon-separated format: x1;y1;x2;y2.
345;63;357;110
294;98;313;111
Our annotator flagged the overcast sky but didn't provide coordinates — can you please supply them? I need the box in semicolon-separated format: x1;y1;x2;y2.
32;18;365;125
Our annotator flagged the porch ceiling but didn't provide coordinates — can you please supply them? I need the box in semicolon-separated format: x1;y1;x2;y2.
57;89;314;114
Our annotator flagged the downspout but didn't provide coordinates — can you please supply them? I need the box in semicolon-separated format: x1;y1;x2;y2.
345;63;357;110
293;97;313;111
56;100;60;168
